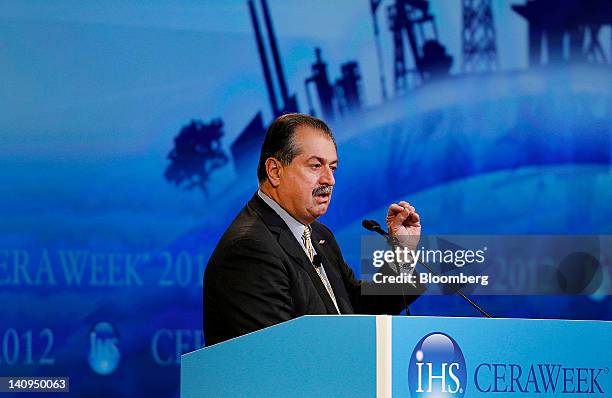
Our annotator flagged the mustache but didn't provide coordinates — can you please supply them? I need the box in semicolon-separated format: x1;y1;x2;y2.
312;185;333;196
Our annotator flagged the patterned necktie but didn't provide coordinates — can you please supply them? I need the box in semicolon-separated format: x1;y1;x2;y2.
302;225;340;314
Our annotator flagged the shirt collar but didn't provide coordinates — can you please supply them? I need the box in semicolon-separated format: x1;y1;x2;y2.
257;189;308;247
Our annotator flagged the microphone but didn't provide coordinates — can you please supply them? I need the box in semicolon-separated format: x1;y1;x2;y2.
361;219;493;318
363;220;416;315
313;254;323;269
362;219;401;247
361;219;385;234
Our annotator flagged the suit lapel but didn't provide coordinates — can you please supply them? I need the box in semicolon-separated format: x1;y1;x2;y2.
248;193;339;314
311;231;354;314
276;232;338;314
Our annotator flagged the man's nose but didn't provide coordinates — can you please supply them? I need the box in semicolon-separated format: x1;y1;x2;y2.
320;165;335;186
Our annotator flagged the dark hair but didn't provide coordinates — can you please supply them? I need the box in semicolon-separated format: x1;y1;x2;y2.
257;113;335;182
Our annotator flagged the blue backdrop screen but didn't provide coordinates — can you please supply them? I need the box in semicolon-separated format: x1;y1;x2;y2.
1;0;611;396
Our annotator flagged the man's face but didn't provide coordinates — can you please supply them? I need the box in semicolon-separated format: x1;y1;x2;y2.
277;127;338;225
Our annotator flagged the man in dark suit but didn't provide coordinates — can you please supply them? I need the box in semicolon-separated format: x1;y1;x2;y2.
204;113;424;346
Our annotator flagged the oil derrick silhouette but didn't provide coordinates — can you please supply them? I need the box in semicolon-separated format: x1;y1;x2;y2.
231;0;299;174
462;0;498;73
165;119;229;195
165;0;298;188
370;0;453;95
304;48;363;120
336;61;363;115
513;0;612;66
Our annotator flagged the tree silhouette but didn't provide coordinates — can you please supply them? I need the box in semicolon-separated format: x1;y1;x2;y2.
164;119;229;195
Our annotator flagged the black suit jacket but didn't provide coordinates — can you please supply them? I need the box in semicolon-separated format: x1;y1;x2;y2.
203;193;423;346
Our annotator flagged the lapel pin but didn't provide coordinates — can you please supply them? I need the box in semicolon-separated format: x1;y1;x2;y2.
319;240;325;245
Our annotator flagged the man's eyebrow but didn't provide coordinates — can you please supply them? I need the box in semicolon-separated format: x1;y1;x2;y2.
307;156;338;164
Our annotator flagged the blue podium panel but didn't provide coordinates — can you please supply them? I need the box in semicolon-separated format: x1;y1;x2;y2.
391;316;612;397
181;315;377;398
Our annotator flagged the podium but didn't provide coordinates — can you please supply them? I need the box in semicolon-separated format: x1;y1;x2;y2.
181;316;611;397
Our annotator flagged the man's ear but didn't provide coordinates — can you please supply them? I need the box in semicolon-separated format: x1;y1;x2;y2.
265;158;282;187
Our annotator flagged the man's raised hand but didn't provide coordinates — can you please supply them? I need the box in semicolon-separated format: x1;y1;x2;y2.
386;201;421;251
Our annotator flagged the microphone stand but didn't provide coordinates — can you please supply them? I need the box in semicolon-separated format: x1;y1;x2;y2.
362;220;493;318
